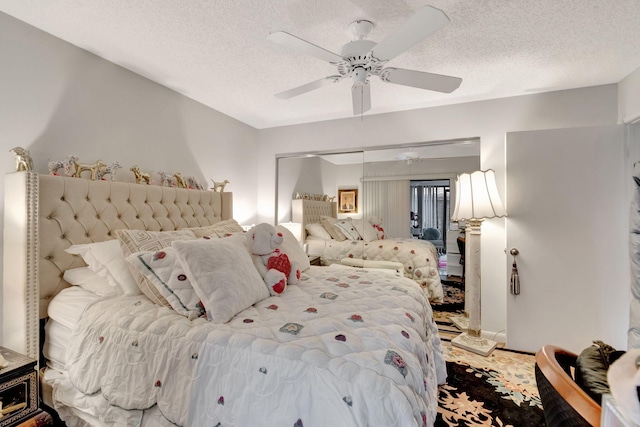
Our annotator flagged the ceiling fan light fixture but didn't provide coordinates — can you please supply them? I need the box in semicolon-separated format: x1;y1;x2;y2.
346;20;374;41
352;67;368;86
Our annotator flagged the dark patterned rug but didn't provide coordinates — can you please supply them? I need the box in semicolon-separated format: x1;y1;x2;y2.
432;279;465;324
435;339;546;426
432;280;545;426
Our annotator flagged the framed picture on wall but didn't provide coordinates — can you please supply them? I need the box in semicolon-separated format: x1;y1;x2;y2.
338;189;358;213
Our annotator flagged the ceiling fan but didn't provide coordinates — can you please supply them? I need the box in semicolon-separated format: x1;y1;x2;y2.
267;5;462;115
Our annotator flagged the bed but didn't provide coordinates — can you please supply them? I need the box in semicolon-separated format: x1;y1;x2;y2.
292;198;444;303
2;172;446;427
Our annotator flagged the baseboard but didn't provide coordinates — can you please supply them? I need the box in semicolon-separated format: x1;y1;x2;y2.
481;329;506;345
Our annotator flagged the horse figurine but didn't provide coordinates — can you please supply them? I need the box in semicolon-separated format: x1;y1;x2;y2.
10;147;33;172
63;155;79;176
187;176;204;190
131;165;151;185
48;160;66;175
173;172;188;188
158;170;173;187
210;179;230;192
96;161;122;181
74;160;107;180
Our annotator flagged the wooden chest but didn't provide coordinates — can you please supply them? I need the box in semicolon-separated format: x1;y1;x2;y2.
0;347;39;427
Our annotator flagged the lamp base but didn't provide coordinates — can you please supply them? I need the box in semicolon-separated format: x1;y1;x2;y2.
451;332;497;357
449;315;469;331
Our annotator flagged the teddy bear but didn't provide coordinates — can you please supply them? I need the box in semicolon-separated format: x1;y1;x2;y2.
369;216;385;239
246;223;300;295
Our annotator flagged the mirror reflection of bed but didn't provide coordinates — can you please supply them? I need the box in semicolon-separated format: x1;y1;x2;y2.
276;139;480;301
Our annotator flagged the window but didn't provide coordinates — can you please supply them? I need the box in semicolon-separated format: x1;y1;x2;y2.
410;180;450;253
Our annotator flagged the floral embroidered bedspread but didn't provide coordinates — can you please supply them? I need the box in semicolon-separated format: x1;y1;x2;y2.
322;239;444;303
66;265;446;427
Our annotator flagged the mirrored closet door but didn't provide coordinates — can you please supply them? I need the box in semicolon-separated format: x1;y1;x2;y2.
275;140;480;276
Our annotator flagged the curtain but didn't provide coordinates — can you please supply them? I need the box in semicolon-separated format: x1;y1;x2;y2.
362;179;410;239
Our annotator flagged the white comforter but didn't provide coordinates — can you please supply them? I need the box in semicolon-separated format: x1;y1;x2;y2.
320;238;444;303
66;265;446;427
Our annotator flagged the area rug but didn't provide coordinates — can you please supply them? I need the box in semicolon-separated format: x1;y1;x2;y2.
435;341;545;427
432;279;465;325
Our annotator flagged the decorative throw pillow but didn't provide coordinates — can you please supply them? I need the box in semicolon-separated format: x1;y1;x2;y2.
352;218;379;242
63;267;117;297
127;247;204;320
275;224;310;272
334;218;361;240
320;216;347;241
65;239;139;295
305;223;332;240
189;219;245;238
575;340;625;403
115;229;197;306
172;234;270;324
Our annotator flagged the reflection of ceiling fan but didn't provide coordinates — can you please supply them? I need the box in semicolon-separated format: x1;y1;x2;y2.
394;151;421;164
267;5;462;115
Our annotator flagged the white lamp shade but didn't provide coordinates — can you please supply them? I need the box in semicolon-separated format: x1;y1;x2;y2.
451;169;506;221
278;222;303;242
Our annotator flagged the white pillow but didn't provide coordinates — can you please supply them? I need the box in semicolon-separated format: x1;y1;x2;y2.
172;234;269;324
115;229;197;306
127;248;205;320
320;216;346;241
275;225;310;272
63;267;118;296
305;223;332;240
352;219;379;242
65;240;139;295
334;218;361;240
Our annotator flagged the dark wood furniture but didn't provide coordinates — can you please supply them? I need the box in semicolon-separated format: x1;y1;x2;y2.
0;347;51;427
534;345;601;427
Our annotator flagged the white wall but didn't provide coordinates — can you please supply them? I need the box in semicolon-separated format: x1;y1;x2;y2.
619;66;640;124
258;85;619;336
0;13;260;340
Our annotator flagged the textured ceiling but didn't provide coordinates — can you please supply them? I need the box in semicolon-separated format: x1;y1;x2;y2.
2;0;640;129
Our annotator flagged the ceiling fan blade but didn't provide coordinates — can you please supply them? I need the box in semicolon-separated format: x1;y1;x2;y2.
268;31;344;64
371;5;450;62
380;67;462;93
275;76;341;99
352;83;371;115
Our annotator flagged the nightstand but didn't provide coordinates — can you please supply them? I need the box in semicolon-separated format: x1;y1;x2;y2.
309;255;322;266
14;410;53;427
0;347;51;427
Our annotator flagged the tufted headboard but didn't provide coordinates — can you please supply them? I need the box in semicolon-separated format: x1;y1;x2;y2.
291;199;337;239
2;172;233;358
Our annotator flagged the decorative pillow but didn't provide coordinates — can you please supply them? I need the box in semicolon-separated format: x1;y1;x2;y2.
334;218;361;240
320;216;346;241
352;218;379;242
172;234;269;324
65;239;139;295
305;223;332;240
275;224;311;272
63;267;118;297
189;219;245;238
127;248;204;320
115;229;197;306
575;340;625;403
